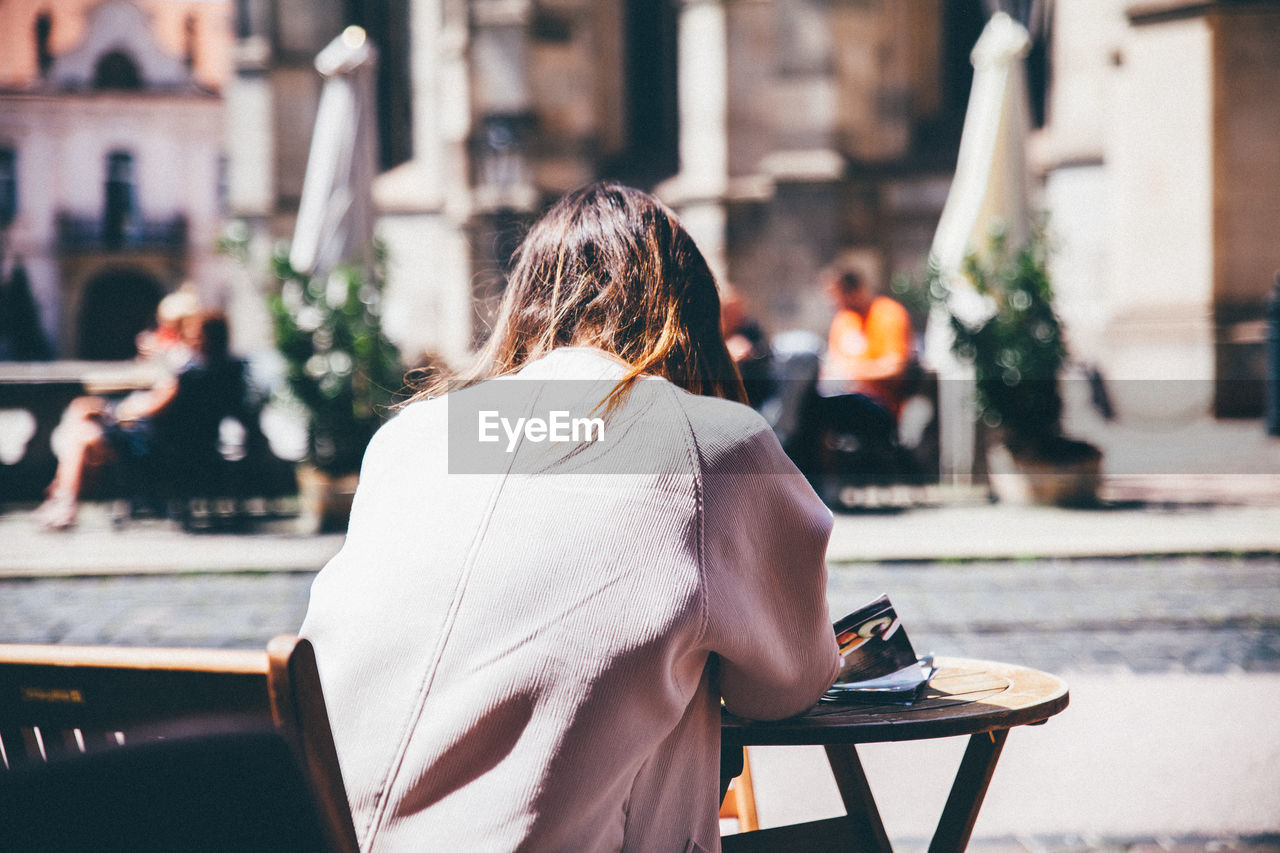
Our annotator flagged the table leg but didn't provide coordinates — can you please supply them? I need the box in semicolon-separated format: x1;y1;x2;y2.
824;744;893;853
928;729;1008;853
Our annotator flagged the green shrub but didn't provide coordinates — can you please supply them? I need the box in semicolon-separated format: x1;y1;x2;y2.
929;225;1091;462
268;245;403;475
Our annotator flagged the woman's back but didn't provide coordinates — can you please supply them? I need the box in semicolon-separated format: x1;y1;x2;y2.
303;183;838;852
302;348;838;852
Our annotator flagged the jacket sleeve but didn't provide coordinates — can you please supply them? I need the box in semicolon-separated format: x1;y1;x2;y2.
697;415;841;721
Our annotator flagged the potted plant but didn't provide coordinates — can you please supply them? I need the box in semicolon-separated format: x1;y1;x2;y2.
268;243;404;530
929;225;1102;505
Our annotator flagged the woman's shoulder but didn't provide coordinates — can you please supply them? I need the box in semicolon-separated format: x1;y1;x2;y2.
674;389;767;430
668;390;793;474
367;395;449;452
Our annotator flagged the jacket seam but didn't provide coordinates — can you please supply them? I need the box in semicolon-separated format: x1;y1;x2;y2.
363;401;528;849
664;384;710;651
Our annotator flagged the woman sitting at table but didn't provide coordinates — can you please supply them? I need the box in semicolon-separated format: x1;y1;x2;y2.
300;183;841;852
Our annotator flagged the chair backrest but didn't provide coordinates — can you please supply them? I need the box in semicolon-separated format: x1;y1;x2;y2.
0;726;339;853
0;634;358;853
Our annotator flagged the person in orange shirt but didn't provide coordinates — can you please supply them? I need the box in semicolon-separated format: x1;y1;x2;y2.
821;267;913;417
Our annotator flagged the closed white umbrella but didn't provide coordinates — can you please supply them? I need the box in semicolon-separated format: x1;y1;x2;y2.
290;26;379;278
923;11;1034;483
930;11;1033;280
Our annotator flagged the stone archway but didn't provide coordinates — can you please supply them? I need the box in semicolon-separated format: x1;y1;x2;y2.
77;267;164;360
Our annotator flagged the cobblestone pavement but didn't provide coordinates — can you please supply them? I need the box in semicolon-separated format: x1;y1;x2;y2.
826;554;1280;676
5;554;1274;676
0;571;316;649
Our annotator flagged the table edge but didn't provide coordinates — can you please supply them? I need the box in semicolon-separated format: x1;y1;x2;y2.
722;656;1070;747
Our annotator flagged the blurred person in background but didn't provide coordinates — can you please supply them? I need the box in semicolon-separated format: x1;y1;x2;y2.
34;312;246;530
820;265;914;419
719;284;774;410
135;283;202;372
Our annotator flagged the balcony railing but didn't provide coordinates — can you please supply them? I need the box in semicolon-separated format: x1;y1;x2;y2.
56;212;187;253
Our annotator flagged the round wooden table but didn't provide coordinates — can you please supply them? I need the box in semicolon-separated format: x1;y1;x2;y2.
720;657;1070;853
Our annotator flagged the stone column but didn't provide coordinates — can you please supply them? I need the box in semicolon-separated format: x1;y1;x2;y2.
1106;5;1215;420
669;0;729;280
225;3;274;224
222;1;280;356
373;0;477;365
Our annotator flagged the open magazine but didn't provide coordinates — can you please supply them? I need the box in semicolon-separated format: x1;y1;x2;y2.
822;594;936;704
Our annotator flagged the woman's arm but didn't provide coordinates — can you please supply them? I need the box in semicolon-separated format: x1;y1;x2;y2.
698;417;841;721
114;376;179;421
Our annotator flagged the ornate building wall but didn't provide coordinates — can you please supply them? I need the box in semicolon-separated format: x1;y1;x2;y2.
220;0;983;371
0;0;228;358
1039;0;1280;418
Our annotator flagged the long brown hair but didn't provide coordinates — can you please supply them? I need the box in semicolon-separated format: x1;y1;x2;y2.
410;182;746;406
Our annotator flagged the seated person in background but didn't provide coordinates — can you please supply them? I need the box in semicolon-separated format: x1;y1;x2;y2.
820;266;914;418
35;313;246;530
301;183;840;852
135;284;202;372
719;284;774;409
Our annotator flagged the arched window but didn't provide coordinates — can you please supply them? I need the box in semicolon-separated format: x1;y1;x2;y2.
93;50;143;90
35;12;53;77
0;147;16;228
184;13;197;70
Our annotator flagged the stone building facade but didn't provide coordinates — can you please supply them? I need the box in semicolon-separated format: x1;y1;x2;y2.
225;0;1277;418
0;0;230;359
1037;0;1280;418
225;0;987;367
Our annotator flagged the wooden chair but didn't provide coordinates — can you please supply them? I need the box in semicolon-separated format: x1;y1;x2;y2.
720;746;760;833
0;634;358;853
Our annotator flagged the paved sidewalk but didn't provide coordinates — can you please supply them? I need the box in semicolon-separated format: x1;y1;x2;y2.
3;478;1279;577
744;670;1280;848
0;506;343;577
3;410;1278;574
825;495;1280;563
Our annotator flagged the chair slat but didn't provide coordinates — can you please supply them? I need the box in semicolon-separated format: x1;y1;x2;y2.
78;728;124;752
22;726;43;762
39;727;82;761
0;726;29;768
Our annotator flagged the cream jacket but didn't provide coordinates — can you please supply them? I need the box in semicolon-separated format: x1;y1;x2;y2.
301;348;840;852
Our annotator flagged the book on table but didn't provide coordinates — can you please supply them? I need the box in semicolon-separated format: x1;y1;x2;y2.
822;594;936;704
